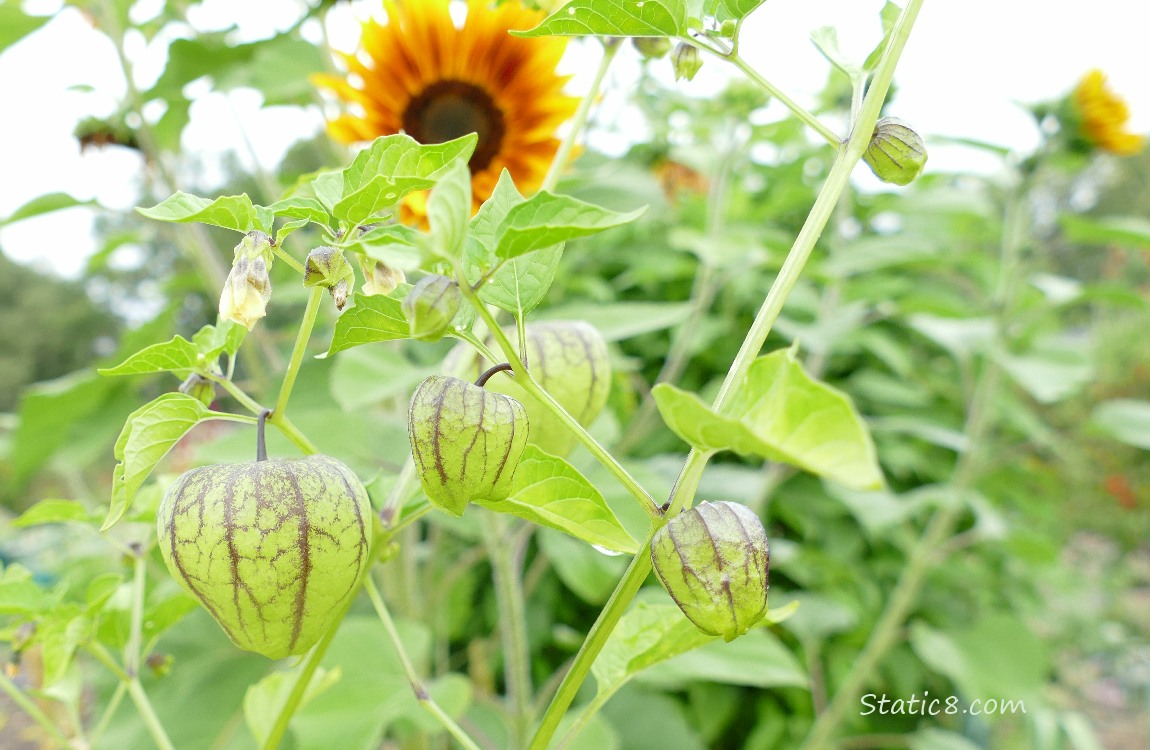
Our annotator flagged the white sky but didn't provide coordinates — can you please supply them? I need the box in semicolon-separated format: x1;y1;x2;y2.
1;0;1148;278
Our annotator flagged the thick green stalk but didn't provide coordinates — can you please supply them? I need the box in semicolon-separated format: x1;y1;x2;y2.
128;679;176;750
528;3;924;746
540;38;620;193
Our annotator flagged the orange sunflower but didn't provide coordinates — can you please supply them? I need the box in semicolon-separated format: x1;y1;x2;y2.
314;0;578;216
1073;70;1144;156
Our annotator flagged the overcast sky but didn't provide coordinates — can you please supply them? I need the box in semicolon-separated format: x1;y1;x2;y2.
2;0;1147;278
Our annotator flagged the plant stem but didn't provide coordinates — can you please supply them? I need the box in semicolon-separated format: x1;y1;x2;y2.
481;513;533;750
540;38;620;193
364;578;483;750
89;680;129;747
202;373;319;455
272;286;325;420
529;3;924;746
0;669;73;747
128;678;176;750
458;279;661;518
261;612;340;750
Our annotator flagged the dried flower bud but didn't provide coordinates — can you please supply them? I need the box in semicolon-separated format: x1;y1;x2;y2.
408;375;529;517
304;246;356;311
361;257;406;296
632;36;672;60
146;652;174;678
672;43;703;82
220;230;273;330
651;501;769;642
863;117;928;186
403;275;462;341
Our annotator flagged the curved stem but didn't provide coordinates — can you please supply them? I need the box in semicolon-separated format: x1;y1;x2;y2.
540;38;620;193
364;577;483;750
201;373;318;455
459;277;661;518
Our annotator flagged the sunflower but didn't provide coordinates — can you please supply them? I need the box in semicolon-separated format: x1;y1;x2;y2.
1073;70;1144;156
314;0;578;216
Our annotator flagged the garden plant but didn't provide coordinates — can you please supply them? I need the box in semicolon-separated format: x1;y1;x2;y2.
1;0;1148;749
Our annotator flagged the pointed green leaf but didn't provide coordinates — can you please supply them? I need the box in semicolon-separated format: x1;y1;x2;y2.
476;445;638;554
98;335;199;377
719;0;767;20
482;248;565;314
593;603;714;695
0;565;47;615
495;192;644;260
862;1;902;72
11;499;93;528
463;171;564;313
136;192;263;232
811;26;862;79
193;321;247;360
266;196;331;226
1;192;93;226
428;159;472;260
514;0;686;37
323;292;410;357
245;666;343;747
1091;399;1150;450
104;393;215;530
652;349;883;490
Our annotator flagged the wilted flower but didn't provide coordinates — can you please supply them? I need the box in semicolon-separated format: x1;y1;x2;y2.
219;231;273;330
672;42;703;82
361;257;406;296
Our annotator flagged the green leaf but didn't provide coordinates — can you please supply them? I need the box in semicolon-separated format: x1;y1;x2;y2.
811;26;862;79
192;321;247;360
652;349;883;491
514;0;686;37
0;2;49;56
11;499;93;528
103;393;215;530
482;247;564;314
245;666;343;747
638;628;808;689
476;445;639;554
323;293;410;357
39;607;86;686
719;0;767;20
464;171;564;313
495;192;645;260
137;192;263;233
593;603;715;696
141;593;200;641
98;335;199;377
266;196;331;226
862;1;901;72
0;564;47;615
245;35;326;106
1091;399;1150;450
427;159;472;261
334;134;478;225
1;192;93;226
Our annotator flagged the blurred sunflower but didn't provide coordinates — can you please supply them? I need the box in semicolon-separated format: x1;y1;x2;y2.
314;0;578;217
1073;70;1144;156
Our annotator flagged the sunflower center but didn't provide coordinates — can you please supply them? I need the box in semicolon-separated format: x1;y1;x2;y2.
403;80;506;173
